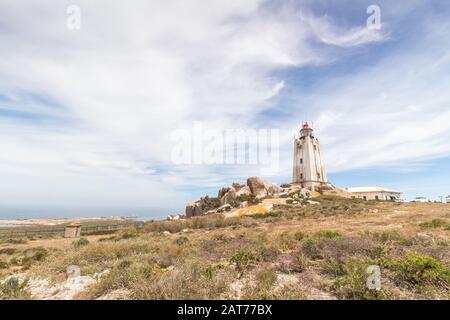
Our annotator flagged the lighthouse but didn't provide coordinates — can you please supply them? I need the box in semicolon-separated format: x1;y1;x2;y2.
292;122;329;191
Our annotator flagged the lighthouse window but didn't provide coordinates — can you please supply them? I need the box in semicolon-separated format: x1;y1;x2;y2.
300;174;303;179
300;158;303;164
317;173;321;179
314;145;317;150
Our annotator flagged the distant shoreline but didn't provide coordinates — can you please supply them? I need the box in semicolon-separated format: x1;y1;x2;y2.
0;216;138;228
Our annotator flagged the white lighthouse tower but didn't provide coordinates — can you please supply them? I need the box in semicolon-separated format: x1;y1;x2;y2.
292;122;329;191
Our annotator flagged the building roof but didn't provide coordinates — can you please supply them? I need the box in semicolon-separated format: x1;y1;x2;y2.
346;186;402;194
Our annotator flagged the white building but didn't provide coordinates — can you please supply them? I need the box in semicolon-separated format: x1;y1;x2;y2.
346;186;402;201
292;122;330;191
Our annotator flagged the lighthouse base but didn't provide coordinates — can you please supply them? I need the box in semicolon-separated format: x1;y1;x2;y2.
295;180;333;193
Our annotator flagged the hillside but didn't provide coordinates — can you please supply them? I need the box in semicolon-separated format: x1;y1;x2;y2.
1;197;449;300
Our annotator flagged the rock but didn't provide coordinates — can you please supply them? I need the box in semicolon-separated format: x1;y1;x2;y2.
239;201;249;208
218;187;231;199
236;186;251;197
267;184;282;196
217;204;232;213
232;182;245;191
167;214;181;221
277;192;289;198
300;189;312;198
186;202;202;218
66;265;80;279
318;184;334;192
220;188;237;206
93;269;110;280
6;269;111;300
307;200;321;205
163;231;171;236
97;289;131;300
417;233;431;241
247;177;268;197
26;275;95;300
181;228;191;233
246;176;281;198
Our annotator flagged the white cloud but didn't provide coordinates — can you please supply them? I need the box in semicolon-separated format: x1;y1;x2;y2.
0;0;387;208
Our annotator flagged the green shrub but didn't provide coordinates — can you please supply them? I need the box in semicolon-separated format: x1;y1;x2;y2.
0;277;30;299
98;236;117;242
1;238;27;244
314;230;342;239
28;247;48;262
72;238;90;247
293;232;305;241
237;194;261;205
251;211;282;219
367;230;411;244
301;237;323;259
175;236;189;245
320;257;345;277
277;232;300;250
230;250;257;272
121;231;139;240
332;258;392;300
419;219;447;229
0;248;16;255
199;196;221;211
390;252;450;289
205;263;225;280
256;269;277;291
0;260;9;269
118;259;133;269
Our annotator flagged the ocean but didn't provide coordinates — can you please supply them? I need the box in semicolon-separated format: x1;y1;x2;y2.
0;205;180;222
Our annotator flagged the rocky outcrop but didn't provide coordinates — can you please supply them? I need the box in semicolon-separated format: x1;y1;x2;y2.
220;188;237;206
184;176;305;218
217;204;232;213
232;182;245;192
246;177;267;197
236;186;251;197
218;187;231;199
246;176;282;198
185;202;202;218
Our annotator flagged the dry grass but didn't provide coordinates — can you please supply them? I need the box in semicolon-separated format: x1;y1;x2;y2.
1;199;449;300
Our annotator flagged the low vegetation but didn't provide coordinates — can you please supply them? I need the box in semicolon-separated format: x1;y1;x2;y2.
0;198;449;300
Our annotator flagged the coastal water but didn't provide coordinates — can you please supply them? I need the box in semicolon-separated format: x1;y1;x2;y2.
0;205;179;222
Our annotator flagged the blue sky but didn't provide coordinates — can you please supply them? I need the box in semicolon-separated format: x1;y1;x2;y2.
0;0;449;218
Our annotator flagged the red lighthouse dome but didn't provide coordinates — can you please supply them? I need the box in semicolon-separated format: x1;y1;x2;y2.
300;122;313;132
